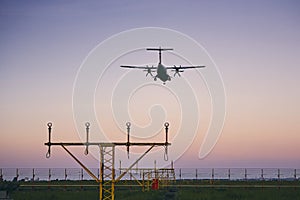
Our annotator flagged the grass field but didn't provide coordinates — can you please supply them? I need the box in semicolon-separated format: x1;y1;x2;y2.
3;180;300;200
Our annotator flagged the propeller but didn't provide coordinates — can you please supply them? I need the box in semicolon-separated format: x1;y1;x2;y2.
144;65;155;77
172;65;184;77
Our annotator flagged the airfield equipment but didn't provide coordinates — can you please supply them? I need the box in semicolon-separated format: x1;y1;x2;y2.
45;122;171;200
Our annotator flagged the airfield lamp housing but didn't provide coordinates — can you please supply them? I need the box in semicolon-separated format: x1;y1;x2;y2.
164;122;169;145
46;122;52;158
84;122;90;155
126;122;131;158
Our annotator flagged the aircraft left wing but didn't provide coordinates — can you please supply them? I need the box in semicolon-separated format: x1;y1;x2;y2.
121;65;157;77
120;65;157;69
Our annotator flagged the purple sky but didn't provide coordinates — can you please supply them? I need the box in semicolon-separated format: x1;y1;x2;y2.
0;1;300;168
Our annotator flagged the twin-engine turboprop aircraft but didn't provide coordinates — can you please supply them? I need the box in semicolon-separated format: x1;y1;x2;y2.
120;47;205;84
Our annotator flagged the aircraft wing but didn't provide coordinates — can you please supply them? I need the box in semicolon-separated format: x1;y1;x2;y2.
165;65;205;69
120;65;157;69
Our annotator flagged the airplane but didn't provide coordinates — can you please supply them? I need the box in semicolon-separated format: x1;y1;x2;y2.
120;47;205;84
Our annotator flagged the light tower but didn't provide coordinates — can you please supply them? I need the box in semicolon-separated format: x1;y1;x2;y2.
45;122;171;200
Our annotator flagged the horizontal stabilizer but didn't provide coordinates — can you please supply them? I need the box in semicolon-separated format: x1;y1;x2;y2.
146;48;173;51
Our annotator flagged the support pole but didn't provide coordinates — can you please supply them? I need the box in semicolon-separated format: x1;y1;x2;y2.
48;168;51;190
48;168;51;182
32;168;35;181
16;168;19;181
112;146;115;200
64;168;67;180
100;146;104;200
154;160;157;179
119;160;122;175
179;168;182;180
211;168;214;184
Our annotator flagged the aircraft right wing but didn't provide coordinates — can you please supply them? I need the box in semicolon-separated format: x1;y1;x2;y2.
165;65;205;69
165;65;206;77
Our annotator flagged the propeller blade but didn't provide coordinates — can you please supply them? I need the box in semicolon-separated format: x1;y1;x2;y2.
173;72;178;77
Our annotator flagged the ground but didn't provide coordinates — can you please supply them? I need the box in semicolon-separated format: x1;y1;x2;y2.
3;180;300;200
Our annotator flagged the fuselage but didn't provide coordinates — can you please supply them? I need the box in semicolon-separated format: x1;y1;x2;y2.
156;64;170;83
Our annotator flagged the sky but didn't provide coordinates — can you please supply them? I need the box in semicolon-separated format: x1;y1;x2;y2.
0;0;300;169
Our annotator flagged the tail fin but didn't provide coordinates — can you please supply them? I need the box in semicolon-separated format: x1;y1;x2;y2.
146;47;173;64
